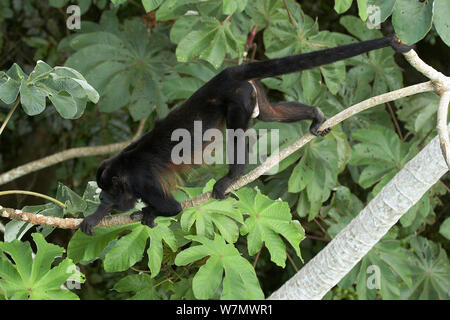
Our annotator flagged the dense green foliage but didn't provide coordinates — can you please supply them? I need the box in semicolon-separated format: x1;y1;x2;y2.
0;0;449;300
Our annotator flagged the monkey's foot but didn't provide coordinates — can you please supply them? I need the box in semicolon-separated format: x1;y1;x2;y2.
212;180;232;200
310;127;331;136
140;212;156;228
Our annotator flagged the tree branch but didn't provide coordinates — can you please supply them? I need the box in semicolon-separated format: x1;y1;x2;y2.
0;118;147;186
402;50;450;169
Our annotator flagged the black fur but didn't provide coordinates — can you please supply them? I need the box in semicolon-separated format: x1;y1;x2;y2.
80;35;412;235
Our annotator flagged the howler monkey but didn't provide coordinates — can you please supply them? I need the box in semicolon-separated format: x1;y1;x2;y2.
80;35;412;235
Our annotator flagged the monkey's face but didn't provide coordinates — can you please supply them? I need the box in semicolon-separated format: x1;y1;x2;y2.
96;159;137;212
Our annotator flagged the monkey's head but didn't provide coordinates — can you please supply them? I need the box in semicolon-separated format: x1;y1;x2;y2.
96;157;137;212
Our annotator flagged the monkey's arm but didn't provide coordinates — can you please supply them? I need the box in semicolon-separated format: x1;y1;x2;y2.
134;182;182;227
80;202;112;236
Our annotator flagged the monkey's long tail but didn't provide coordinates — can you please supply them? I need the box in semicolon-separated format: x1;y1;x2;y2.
231;35;403;81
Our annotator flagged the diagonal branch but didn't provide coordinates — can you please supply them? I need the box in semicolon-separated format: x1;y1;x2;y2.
0;81;434;229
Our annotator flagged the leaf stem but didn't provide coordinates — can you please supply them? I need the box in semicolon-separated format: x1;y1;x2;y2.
0;190;66;208
0;97;20;136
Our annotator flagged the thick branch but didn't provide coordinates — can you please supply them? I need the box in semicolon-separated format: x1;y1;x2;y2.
0;82;434;229
0;118;147;186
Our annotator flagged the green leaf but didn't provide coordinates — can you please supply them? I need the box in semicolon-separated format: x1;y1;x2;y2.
340;241;413;299
175;234;264;300
5;203;63;241
113;274;158;299
0;74;20;104
367;0;395;23
56;183;87;214
235;188;304;267
29;61;54;81
357;0;368;21
147;218;178;276
52;66;100;103
350;125;411;189
396;92;440;135
392;0;433;45
334;0;353;14
66;18;172;118
104;225;148;272
67;225;131;263
403;237;450;299
290;135;340;220
439;218;450;240
181;197;243;243
223;0;247;14
162;77;204;100
0;234;83;300
19;80;46;116
156;0;206;20
433;0;450;46
176;18;227;68
142;0;164;12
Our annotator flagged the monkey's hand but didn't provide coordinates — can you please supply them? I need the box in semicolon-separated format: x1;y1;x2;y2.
390;35;414;53
80;215;102;236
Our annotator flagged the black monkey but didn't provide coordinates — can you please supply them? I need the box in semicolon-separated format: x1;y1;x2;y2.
80;35;412;235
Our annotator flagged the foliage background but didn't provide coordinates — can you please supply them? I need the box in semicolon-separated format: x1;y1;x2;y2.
0;0;449;300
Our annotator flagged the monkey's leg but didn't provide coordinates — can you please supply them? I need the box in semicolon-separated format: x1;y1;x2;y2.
258;102;331;136
137;186;182;227
212;104;251;200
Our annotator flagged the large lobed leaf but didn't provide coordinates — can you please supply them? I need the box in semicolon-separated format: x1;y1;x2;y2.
234;187;305;267
0;61;98;119
0;234;83;300
175;234;264;299
65;14;174;120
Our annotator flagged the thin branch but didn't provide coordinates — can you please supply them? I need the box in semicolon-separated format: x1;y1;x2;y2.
286;250;299;272
0;222;5;233
0;118;147;186
313;218;332;240
282;0;296;27
0;81;435;229
0;190;66;208
402;50;450;169
439;180;450;193
386;101;404;140
0;97;20;136
253;242;264;269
